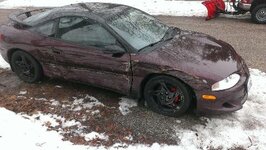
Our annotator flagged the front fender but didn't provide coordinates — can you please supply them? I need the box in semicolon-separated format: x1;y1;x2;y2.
165;70;210;91
131;69;211;100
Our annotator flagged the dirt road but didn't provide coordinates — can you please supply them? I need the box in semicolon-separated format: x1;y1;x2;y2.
0;9;265;149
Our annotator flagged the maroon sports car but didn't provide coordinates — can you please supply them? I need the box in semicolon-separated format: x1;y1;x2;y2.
0;3;251;117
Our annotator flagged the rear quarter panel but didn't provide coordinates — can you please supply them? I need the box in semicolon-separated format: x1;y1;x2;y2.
0;25;47;65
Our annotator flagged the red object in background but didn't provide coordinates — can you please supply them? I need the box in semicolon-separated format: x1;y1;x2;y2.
202;0;226;20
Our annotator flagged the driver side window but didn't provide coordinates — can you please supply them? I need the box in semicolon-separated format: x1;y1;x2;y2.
57;16;118;49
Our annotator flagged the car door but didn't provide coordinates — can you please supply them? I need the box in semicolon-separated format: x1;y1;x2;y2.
28;20;62;77
51;16;132;94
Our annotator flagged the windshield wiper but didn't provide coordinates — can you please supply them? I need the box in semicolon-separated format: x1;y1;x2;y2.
162;26;176;41
138;27;175;52
138;41;160;52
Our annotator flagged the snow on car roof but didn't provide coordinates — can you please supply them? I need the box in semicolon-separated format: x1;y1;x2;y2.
22;3;129;26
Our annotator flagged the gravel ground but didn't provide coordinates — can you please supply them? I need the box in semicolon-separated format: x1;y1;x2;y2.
0;9;265;148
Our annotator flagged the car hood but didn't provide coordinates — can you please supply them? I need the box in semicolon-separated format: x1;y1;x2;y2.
149;30;242;84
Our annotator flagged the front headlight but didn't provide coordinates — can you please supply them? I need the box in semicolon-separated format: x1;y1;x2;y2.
211;73;240;91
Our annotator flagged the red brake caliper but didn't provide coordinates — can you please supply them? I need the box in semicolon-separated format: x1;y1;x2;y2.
170;87;180;103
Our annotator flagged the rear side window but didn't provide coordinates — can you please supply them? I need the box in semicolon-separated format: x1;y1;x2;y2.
31;21;56;37
57;16;117;48
24;9;54;26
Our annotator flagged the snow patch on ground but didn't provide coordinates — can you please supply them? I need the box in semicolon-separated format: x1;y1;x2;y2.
55;85;63;88
1;47;266;150
84;131;109;141
50;99;60;106
0;0;207;17
19;90;27;95
0;68;266;149
0;108;92;150
26;113;60;127
62;119;81;128
118;97;137;115
0;55;10;69
0;108;179;150
173;68;266;150
71;94;104;111
34;97;47;101
20;112;82;129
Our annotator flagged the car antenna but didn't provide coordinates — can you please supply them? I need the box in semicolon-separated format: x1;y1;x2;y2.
78;3;92;12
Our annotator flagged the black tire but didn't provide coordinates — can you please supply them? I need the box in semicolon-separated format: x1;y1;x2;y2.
144;75;191;117
10;51;42;83
251;4;266;24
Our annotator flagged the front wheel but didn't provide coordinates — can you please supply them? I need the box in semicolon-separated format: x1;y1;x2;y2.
251;4;266;24
11;51;43;83
144;75;192;117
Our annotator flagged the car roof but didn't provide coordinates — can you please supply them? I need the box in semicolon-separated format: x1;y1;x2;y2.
60;3;129;18
25;3;130;26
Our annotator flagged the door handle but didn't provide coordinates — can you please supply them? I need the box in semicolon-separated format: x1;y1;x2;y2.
112;52;124;58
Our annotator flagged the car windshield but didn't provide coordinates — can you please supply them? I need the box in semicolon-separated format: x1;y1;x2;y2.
106;8;169;51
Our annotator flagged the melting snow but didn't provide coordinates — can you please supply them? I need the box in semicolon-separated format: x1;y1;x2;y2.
25;113;60;127
55;85;63;88
62;119;81;128
50;99;60;106
115;69;266;149
118;97;137;115
124;135;133;141
0;108;92;150
0;68;266;149
84;132;109;141
71;94;104;111
34;97;47;101
17;95;27;99
19;90;27;95
173;69;266;150
0;55;10;69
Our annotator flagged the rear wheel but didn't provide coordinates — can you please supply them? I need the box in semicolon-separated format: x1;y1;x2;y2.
251;4;266;24
144;75;191;117
11;51;42;83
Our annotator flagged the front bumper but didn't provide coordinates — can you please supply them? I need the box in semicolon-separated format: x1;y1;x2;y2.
196;68;250;114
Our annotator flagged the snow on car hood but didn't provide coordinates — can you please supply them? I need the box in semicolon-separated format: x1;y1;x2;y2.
153;30;242;84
